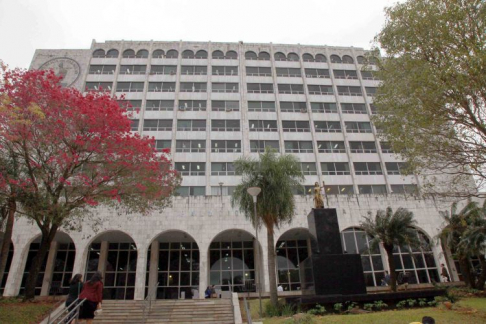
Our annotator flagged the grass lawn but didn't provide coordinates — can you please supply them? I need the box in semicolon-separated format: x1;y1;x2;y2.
241;297;486;324
0;298;60;324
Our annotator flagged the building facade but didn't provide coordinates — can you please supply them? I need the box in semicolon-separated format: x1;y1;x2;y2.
0;40;463;300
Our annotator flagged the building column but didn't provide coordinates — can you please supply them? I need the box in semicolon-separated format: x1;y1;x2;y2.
40;241;59;296
3;241;29;296
134;245;148;301
198;249;208;299
306;237;313;257
257;233;270;294
442;243;460;282
148;240;159;299
97;241;109;277
72;241;88;278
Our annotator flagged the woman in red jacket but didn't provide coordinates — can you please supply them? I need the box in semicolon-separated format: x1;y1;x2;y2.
78;271;103;323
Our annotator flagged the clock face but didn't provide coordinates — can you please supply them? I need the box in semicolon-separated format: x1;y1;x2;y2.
39;57;81;87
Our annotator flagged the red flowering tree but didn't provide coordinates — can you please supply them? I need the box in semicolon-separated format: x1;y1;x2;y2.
0;67;180;299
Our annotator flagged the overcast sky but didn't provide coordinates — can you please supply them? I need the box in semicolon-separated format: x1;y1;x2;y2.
0;0;399;69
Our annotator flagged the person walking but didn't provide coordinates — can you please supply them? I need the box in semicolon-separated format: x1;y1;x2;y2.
78;271;103;324
65;274;83;324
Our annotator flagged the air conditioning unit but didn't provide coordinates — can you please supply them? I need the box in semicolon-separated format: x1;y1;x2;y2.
226;108;232;112
300;109;307;113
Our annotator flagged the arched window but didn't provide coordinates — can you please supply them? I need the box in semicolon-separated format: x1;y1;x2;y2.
342;55;354;64
182;50;195;59
330;55;342;63
287;53;299;61
315;54;327;62
341;227;385;286
123;49;135;58
368;57;377;65
136;49;149;58
106;49;119;58
166;50;178;58
226;51;238;59
212;50;224;59
258;52;270;60
245;51;257;60
274;52;286;61
303;53;314;62
153;49;165;58
196;50;208;59
93;49;105;58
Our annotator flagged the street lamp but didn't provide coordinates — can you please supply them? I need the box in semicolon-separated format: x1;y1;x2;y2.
247;186;262;317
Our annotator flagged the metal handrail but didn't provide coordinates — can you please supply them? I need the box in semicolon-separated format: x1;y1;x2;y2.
142;282;159;324
48;298;87;324
243;296;252;324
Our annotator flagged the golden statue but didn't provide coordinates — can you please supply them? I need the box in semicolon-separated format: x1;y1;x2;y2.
313;182;324;209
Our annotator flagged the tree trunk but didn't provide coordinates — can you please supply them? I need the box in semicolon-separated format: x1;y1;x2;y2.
384;244;398;292
266;225;278;306
458;256;475;288
23;224;58;300
0;198;15;290
475;254;486;290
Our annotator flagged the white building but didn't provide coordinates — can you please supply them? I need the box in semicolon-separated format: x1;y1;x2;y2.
0;40;466;300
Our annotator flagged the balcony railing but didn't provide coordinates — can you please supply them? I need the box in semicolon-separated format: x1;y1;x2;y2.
211;127;241;131
282;128;310;132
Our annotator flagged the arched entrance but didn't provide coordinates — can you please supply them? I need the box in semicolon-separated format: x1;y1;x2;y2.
85;231;137;300
0;232;14;295
209;229;257;293
276;228;312;292
146;230;199;299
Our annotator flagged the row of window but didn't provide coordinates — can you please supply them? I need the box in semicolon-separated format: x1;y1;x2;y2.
86;81;377;96
89;65;377;80
92;48;376;65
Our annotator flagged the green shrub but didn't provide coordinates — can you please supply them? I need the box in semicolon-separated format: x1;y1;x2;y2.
418;298;427;307
406;298;417;307
346;301;358;311
363;303;374;311
265;302;282;317
427;300;438;307
284;313;316;324
307;304;326;315
373;300;388;310
333;303;343;312
396;300;407;309
281;303;296;317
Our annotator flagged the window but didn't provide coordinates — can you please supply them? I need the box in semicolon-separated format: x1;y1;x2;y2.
330;55;342;63
136;49;149;58
148;82;175;92
361;71;377;80
342;55;354;64
333;70;358;79
245;51;257;60
276;68;301;77
117;100;142;111
175;162;206;176
93;49;105;58
292;186;315;195
130;119;139;131
258;52;270;60
285;141;313;153
155;140;171;151
345;122;372;133
380;142;393;153
212;83;238;93
122;49;135;58
250;140;279;152
288;53;299;61
196;50;208;59
357;56;366;64
305;69;330;78
211;119;240;131
354;162;383;175
341;228;385;286
177;119;206;131
106;49;119;58
282;120;310;132
180;82;207;93
315;54;327;62
143;119;172;131
248;101;275;112
85;82;112;92
303;53;314;62
246;67;271;77
211;100;239;111
274;52;286;61
226;51;238;59
311;102;337;113
341;103;367;114
366;87;377;97
211;140;241;153
278;84;304;94
182;50;195;59
146;100;174;111
181;66;207;75
247;83;273;93
212;50;224;59
152;49;165;58
116;82;144;92
119;65;146;75
386;162;407;175
358;185;387;194
276;239;308;291
211;186;236;196
301;162;317;175
51;243;76;295
211;162;236;176
314;121;342;132
150;65;177;75
178;100;206;111
212;66;238;76
89;65;116;74
280;102;307;112
337;86;362;96
321;162;350;175
166;50;179;58
249;120;278;132
370;104;378;114
317;141;345;153
350;141;377;153
325;185;354;195
308;85;333;95
176;140;205;152
175;186;206;196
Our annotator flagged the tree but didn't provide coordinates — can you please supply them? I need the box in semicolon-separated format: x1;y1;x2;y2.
360;207;420;291
231;148;304;306
0;67;180;299
371;0;486;197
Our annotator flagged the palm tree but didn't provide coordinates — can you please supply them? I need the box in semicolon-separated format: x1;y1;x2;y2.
460;218;486;290
231;148;304;306
360;207;420;292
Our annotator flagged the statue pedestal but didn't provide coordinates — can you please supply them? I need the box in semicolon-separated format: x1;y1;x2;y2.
300;208;367;296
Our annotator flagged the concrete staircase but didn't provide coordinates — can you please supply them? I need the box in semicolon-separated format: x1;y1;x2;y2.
93;299;235;324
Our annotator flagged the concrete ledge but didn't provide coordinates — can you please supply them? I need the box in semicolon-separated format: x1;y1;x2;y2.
232;292;243;324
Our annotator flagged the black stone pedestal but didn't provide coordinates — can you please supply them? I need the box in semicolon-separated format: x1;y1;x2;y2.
300;208;367;296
